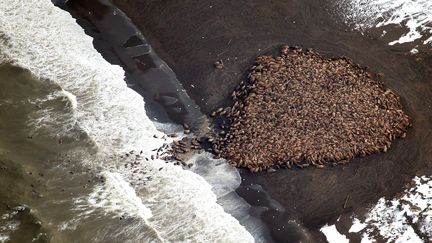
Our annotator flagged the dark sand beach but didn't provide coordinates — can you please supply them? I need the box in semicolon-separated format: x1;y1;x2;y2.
62;0;432;242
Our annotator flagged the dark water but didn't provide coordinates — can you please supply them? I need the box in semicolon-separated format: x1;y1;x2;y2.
0;64;85;242
0;64;64;243
0;61;163;242
65;0;432;242
0;64;124;242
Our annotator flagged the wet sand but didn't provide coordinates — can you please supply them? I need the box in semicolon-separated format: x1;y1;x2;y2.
65;0;432;242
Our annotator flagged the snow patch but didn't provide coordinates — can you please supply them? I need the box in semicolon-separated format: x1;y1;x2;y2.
334;0;432;46
321;224;349;243
350;176;432;242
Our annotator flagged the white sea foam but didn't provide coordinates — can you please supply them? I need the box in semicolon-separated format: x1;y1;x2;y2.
61;89;78;110
334;0;432;46
0;0;253;242
0;235;9;243
0;220;19;243
88;171;153;221
189;153;242;198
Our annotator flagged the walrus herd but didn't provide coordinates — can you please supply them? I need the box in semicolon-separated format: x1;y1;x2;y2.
207;45;411;172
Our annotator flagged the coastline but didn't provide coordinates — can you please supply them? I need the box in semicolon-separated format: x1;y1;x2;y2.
60;1;270;242
1;0;257;242
63;0;432;242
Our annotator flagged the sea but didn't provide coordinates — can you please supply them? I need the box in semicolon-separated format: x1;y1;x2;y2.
0;0;256;242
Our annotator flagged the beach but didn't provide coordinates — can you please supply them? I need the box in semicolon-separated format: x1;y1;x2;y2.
0;0;431;242
64;0;432;241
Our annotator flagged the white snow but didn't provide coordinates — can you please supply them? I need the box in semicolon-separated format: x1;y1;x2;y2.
350;176;432;242
334;0;432;46
321;224;349;243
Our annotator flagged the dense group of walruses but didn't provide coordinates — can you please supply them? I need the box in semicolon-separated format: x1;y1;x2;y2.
203;45;411;172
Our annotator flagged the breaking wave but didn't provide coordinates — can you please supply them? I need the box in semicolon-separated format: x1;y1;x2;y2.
0;0;254;242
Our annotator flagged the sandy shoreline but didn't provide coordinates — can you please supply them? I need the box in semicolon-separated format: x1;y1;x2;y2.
64;0;432;241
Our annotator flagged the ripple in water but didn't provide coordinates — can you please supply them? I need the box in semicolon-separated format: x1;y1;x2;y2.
0;0;254;242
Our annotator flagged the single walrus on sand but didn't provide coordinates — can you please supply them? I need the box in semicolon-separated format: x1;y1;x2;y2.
209;45;411;172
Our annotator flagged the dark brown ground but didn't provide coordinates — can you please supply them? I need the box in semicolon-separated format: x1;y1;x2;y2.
69;0;432;242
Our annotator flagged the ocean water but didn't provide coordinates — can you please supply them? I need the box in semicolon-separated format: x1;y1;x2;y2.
0;0;255;242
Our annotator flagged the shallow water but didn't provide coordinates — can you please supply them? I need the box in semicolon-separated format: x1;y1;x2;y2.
0;63;95;242
0;0;257;242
